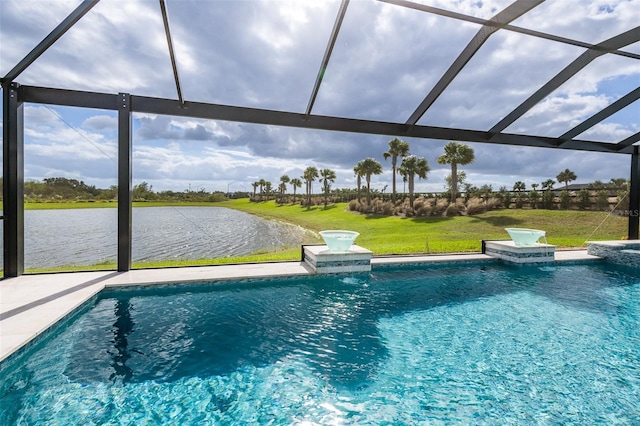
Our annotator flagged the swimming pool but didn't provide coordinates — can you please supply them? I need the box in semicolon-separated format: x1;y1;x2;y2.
1;261;639;424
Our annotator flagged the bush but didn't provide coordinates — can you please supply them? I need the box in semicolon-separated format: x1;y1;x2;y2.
541;190;555;209
431;199;449;216
416;205;431;217
595;190;609;211
348;200;359;211
465;197;485;215
357;203;370;214
486;197;502;210
577;189;591;210
528;190;540;209
381;201;394;215
445;203;464;217
498;187;513;209
559;190;572;209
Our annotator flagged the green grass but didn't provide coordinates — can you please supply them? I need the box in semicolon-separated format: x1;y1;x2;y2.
18;198;628;273
218;199;627;254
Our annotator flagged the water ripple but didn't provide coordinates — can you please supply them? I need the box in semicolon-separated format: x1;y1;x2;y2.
19;206;307;268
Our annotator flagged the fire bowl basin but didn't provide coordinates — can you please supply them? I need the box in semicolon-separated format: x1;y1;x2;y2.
319;230;360;252
505;228;546;246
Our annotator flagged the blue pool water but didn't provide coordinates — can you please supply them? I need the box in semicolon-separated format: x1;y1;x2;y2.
1;262;639;424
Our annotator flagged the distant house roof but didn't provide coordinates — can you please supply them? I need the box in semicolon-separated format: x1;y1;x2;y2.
553;183;591;191
553;183;626;192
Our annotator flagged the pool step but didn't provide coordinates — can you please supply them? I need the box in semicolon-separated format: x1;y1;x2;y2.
587;241;640;268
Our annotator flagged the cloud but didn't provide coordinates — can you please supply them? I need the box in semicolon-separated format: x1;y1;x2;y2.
21;106;118;185
135;115;226;142
83;115;117;131
2;0;638;194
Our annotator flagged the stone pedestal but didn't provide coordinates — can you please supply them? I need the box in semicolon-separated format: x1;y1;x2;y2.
484;240;555;264
587;240;640;268
303;245;372;274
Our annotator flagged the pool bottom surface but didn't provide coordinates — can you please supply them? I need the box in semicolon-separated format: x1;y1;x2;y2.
1;262;639;424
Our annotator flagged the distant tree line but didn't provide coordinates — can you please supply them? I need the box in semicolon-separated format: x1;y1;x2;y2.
2;145;631;215
249;138;630;217
7;177;232;203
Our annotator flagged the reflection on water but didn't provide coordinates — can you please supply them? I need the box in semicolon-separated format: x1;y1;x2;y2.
109;300;133;383
15;206;307;269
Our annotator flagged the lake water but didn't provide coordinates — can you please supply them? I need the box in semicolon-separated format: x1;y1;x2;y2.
3;207;310;270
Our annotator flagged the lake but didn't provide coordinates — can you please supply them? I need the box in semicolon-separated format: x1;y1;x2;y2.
2;207;310;270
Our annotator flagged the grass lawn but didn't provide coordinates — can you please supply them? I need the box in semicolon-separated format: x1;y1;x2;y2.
218;199;627;255
19;198;628;272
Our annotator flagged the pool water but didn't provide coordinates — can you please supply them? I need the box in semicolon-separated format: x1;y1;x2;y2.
1;262;639;424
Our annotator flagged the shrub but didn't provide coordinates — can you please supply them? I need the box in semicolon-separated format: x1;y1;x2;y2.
559;190;572;209
498;187;513;209
465;197;486;215
381;201;394;215
348;200;359;211
485;197;502;210
431;199;449;216
416;205;431;217
595;190;609;211
577;189;591;210
541;190;555;209
445;203;463;217
616;190;629;209
528;190;540;209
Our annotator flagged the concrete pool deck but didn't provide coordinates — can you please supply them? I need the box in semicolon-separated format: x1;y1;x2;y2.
0;250;599;363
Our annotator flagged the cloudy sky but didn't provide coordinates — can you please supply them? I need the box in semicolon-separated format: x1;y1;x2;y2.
1;0;639;194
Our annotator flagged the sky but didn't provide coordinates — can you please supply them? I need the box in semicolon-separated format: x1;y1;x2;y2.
1;0;639;194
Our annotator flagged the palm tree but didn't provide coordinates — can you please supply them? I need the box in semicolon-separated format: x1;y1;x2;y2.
513;181;526;193
556;169;577;189
541;179;555;191
383;137;410;204
445;171;466;196
513;181;526;208
302;166;319;207
354;162;364;203
278;182;287;202
279;174;290;203
398;155;430;208
609;178;628;188
258;179;266;201
359;158;383;206
541;179;556;209
479;184;493;201
290;178;302;203
437;141;475;203
251;182;259;199
264;181;272;201
319;168;337;207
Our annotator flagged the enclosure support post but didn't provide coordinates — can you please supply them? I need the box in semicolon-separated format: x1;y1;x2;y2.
2;83;25;278
118;93;132;271
629;146;639;240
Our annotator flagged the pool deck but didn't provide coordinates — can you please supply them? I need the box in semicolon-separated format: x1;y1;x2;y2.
0;250;599;364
